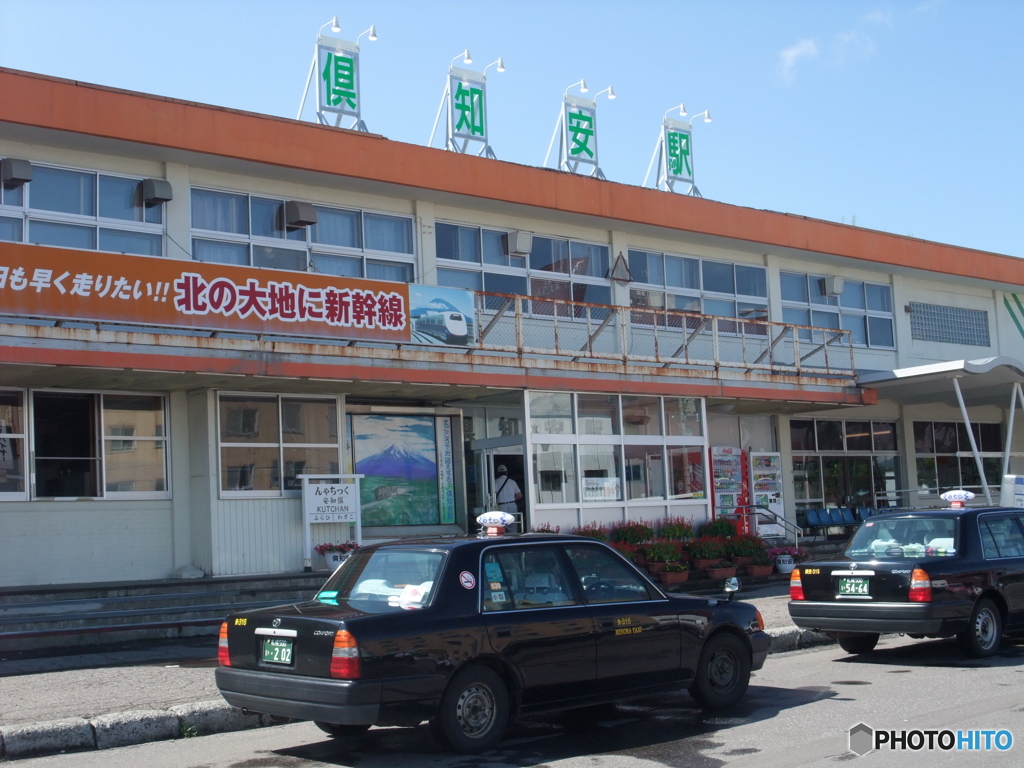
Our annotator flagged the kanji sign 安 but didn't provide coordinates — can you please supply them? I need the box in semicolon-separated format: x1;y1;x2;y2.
0;243;410;342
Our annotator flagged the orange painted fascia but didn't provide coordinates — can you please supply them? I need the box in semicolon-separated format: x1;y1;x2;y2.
2;68;1010;286
0;343;874;406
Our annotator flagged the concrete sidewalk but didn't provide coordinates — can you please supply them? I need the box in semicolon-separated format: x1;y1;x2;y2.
0;580;829;759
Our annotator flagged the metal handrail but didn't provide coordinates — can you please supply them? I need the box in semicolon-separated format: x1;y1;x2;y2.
723;504;802;547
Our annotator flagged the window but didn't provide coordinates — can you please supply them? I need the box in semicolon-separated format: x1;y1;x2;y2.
980;515;1024;559
0;162;165;256
528;392;706;507
435;222;611;317
191;188;414;280
218;394;340;495
628;250;767;328
914;420;1002;498
26;390;168;499
0;390;27;496
565;544;655;603
789;418;899;509
481;546;578;611
781;272;894;348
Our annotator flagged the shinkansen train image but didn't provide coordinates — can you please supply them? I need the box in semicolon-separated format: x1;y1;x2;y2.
414;311;470;344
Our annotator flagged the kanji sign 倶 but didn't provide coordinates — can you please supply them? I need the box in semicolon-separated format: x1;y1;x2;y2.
317;40;361;118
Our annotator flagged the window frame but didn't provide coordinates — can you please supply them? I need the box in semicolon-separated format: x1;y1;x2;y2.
0;160;165;257
190;187;416;280
217;391;342;499
780;271;894;349
17;387;171;501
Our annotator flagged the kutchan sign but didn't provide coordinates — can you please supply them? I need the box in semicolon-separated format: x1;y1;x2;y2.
0;243;410;343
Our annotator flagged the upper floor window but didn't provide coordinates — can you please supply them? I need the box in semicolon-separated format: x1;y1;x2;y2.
0;162;164;257
435;222;611;315
908;303;990;347
191;189;414;282
628;250;768;321
781;272;894;348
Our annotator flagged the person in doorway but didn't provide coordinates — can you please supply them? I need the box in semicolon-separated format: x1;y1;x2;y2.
494;465;523;527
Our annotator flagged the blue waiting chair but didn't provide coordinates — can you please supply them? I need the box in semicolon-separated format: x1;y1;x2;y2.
854;506;872;522
802;508;827;540
839;507;858;526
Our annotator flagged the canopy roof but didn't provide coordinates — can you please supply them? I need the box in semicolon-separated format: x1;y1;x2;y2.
858;357;1024;407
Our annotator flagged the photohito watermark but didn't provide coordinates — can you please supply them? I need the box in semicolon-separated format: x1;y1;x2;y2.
849;723;1013;756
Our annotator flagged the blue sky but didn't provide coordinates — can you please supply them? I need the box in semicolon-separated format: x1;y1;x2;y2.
2;1;1022;257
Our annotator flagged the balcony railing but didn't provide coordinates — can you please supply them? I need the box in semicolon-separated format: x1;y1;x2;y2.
472;293;855;378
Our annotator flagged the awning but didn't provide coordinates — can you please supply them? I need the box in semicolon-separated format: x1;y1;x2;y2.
857;357;1024;407
858;357;1024;505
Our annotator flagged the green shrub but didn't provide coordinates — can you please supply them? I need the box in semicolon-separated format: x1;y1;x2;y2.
699;517;739;538
609;520;655;546
656;516;695;541
571;522;608;540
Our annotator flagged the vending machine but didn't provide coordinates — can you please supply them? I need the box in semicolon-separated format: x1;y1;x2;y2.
710;446;748;519
749;451;786;537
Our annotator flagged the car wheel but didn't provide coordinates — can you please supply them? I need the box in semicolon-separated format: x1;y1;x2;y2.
689;633;751;708
958;597;1002;658
436;665;509;754
314;721;371;738
837;633;879;654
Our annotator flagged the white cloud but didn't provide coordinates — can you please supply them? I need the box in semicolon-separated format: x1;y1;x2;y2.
865;11;894;27
836;29;876;61
778;38;819;83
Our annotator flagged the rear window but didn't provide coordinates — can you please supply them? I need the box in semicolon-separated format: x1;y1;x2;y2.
844;516;958;560
315;548;445;612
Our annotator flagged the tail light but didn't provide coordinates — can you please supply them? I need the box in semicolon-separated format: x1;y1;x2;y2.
754;609;765;631
218;622;231;666
789;568;805;600
330;630;361;679
909;568;932;602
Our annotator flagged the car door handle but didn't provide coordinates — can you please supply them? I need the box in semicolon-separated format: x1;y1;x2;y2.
599;619;615;628
494;626;513;637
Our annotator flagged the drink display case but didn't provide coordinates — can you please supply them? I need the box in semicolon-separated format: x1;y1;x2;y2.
749;452;785;537
710;446;748;518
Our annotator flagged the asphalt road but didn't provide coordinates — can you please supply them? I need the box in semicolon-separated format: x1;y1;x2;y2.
12;633;1024;768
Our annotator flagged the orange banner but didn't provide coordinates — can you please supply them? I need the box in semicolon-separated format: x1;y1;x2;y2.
0;243;410;342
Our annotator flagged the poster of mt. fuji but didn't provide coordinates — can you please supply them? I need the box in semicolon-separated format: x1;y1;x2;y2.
352;414;440;525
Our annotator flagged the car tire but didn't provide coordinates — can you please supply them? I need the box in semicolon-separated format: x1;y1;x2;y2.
436;664;509;754
837;633;879;654
314;721;371;738
689;633;751;708
957;597;1002;658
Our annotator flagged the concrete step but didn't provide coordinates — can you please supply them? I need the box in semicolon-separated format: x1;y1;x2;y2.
0;572;327;653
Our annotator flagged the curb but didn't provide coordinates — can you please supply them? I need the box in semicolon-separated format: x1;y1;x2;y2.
767;626;834;653
0;701;268;759
1;629;834;759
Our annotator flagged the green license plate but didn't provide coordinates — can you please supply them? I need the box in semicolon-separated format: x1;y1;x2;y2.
261;637;293;665
838;576;869;596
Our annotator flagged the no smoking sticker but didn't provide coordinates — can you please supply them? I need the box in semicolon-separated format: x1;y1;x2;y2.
459;571;476;589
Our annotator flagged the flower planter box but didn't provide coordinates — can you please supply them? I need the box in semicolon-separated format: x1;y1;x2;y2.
743;564;774;577
692;558;719;571
646;562;666;574
730;556;753;566
659;570;689;584
705;566;738;580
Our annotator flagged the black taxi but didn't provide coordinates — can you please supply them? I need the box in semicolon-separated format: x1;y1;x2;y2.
216;532;770;753
789;504;1024;657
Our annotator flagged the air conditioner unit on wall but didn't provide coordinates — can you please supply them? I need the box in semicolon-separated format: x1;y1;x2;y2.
504;230;533;257
821;276;845;297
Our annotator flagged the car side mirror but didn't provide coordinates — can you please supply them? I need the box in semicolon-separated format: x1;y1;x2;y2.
723;576;740;600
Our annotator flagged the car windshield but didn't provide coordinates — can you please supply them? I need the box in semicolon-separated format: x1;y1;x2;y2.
315;548;446;612
844;515;958;560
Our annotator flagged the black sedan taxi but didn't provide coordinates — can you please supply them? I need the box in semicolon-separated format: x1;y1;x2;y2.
216;532;770;753
789;504;1024;657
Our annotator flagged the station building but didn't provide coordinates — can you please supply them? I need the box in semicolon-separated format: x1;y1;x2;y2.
2;67;1024;587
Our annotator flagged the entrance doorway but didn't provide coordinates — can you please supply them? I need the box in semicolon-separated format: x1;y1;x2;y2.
475;450;526;530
